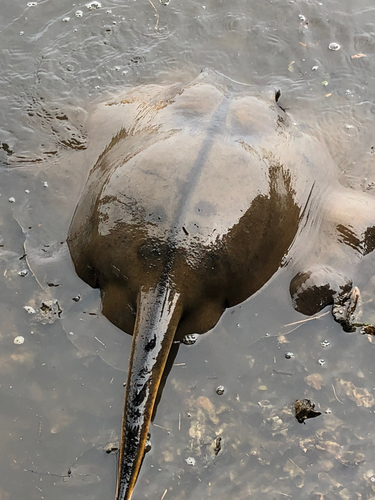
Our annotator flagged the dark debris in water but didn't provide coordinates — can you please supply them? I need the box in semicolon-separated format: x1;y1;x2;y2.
361;324;375;335
1;142;13;155
294;399;322;424
105;443;119;454
129;55;144;65
213;437;222;456
35;300;62;324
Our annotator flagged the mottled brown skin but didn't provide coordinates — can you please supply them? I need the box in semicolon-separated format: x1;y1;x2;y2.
67;70;375;499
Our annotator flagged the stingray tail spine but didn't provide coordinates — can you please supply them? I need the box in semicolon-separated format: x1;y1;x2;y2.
116;282;181;500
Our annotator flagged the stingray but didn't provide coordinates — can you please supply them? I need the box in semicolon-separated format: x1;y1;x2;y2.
67;70;375;499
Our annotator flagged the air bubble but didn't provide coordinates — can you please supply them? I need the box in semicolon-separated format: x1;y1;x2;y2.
24;306;36;314
182;334;198;345
216;385;225;395
86;1;102;9
328;42;340;51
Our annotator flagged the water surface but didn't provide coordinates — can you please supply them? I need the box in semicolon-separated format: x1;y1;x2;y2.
1;1;375;499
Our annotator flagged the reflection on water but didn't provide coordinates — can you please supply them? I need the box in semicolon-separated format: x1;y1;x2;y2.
1;0;375;499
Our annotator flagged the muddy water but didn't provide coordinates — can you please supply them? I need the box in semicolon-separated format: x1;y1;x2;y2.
1;1;375;499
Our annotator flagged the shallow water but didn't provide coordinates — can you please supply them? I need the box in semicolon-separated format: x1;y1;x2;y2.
1;1;375;499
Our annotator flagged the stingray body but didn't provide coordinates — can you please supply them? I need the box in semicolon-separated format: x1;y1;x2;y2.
67;70;375;499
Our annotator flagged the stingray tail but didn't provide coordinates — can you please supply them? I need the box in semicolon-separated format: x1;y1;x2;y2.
116;282;181;500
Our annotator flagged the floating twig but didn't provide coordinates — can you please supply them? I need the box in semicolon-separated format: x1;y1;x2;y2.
332;383;343;404
148;0;160;30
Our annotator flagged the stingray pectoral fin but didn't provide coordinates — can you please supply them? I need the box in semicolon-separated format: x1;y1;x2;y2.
116;284;181;500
